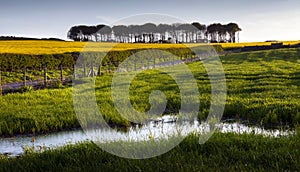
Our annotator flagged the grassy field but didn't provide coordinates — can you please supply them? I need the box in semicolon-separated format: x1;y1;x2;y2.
0;40;300;54
0;132;299;171
0;42;299;171
0;68;73;85
0;48;299;136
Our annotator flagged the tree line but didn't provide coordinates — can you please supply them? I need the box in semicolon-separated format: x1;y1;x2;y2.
0;36;64;41
67;22;241;43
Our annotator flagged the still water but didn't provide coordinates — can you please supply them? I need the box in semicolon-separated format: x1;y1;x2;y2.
0;116;294;157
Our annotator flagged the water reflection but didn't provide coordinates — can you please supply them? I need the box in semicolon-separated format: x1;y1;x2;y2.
0;116;294;157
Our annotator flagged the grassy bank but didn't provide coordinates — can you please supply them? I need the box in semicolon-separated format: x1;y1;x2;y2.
0;48;299;136
0;132;299;171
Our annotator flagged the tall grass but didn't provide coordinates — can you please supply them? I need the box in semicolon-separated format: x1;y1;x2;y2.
0;132;299;171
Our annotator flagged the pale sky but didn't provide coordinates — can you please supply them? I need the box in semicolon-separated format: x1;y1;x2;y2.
1;0;300;42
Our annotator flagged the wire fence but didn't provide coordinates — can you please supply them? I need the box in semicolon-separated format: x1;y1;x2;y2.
0;54;205;95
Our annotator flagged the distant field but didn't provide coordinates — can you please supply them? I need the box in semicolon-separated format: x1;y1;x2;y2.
1;40;300;54
215;41;300;49
0;41;196;54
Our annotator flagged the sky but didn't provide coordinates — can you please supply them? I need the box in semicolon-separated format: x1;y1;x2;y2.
1;0;300;42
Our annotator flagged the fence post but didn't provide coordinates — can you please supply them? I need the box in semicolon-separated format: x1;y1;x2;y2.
153;58;156;68
44;65;47;87
134;60;137;71
97;63;101;76
108;62;111;73
83;63;86;77
116;61;119;72
73;64;76;80
0;69;2;96
173;56;175;65
23;67;27;87
60;64;63;82
91;62;94;77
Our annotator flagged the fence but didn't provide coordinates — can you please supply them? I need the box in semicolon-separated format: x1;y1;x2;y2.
0;64;74;95
0;53;206;95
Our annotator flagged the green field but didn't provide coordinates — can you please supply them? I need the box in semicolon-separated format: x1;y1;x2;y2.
0;48;299;136
0;132;299;171
0;42;299;171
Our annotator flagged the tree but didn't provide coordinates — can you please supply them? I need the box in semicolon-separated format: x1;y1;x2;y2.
99;25;112;42
226;23;242;43
157;24;171;42
207;24;218;43
96;24;105;41
141;23;157;43
112;25;128;43
87;26;98;41
67;22;241;43
67;26;81;41
207;23;229;43
128;25;142;43
192;22;206;42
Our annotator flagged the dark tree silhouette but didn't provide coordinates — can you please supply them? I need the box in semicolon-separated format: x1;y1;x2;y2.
141;23;157;43
67;22;241;43
100;25;112;42
112;25;128;43
192;22;207;42
157;24;171;42
226;23;242;43
67;26;81;41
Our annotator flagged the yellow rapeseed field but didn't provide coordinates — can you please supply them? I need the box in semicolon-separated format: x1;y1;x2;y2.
0;40;299;54
0;41;194;54
212;41;300;49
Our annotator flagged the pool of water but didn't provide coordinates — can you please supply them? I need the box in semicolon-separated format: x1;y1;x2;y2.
0;116;294;157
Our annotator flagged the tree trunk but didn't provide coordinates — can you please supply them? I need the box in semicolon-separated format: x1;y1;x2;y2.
233;33;236;43
185;32;188;43
94;34;97;42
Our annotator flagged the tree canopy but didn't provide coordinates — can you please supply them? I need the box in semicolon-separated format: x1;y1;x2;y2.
67;22;241;43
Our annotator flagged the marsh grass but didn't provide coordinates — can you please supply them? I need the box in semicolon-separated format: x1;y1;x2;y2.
0;132;299;171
